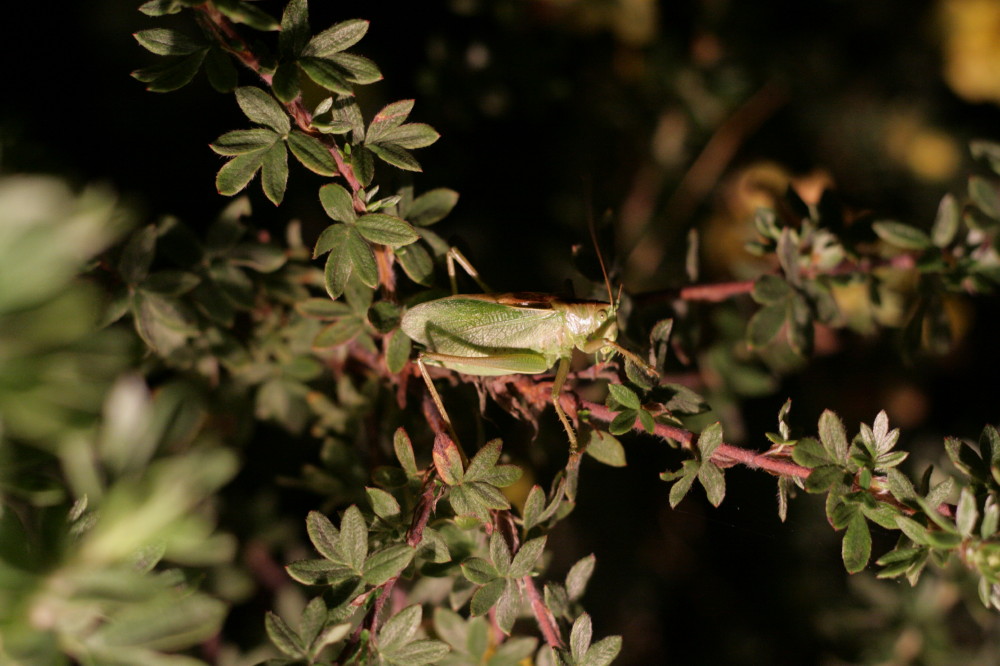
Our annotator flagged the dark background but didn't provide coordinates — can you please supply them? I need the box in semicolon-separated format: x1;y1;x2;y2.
5;1;1000;663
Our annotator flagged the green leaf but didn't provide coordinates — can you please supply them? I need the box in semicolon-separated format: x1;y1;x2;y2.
299;57;353;94
786;292;813;355
777;227;801;286
366;487;401;519
367;142;422;172
842;512;872;573
982;497;999;539
279;0;309;57
134;28;204;55
932;193;960;248
306;510;340;561
570;613;593;662
379;123;439;149
394;428;418;476
216;150;267;196
322;234;352;300
895;514;932;546
265;612;306;659
211;128;280;155
751;274;791;305
143;270;200;296
748;303;786;348
470;578;505;616
582;636;624;666
363;545;415;585
272;61;301;103
468;482;511;511
818;410;849;464
336;505;368;571
378;604;421;652
584;429;626;467
213;0;279;30
139;0;186;16
970;175;1000;220
492;637;538;666
131;50;206;92
957;487;978;538
607;383;640;410
235;87;290;133
522;486;546;533
386;329;412;374
384;639;451;665
872;221;932;250
697;422;723;459
119;225;158;284
319;183;357;223
314;223;349;259
665;461;699;508
805;465;844;493
792;437;831;468
286;559;356;585
462;557;500;585
204;47;238;92
433;608;468;652
366;100;415;143
566;554;596;600
346;227;378;287
490;531;513;573
356;213;419;247
328;52;382;84
303;19;370;57
406;188;459;226
509;536;546;578
287;131;338;176
299;597;327;649
352;145;376;184
396;243;434;286
94;596;226;651
608;409;636;435
698;461;726;507
261;141;288;205
886;468;918;502
972;139;1000;172
464;440;502;483
495;580;520;635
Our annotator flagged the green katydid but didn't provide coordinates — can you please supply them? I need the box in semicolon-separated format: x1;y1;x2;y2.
400;246;658;451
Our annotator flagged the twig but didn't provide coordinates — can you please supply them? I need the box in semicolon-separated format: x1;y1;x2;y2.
522;574;564;649
574;398;813;480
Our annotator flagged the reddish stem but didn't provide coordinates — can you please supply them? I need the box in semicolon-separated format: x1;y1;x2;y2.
575;398;813;479
523;574;564;649
678;280;756;302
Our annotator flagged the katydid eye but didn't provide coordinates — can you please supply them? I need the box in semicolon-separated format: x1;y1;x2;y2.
597;309;608;320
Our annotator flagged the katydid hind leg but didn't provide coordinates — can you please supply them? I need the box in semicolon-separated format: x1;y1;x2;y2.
551;356;579;451
416;356;467;463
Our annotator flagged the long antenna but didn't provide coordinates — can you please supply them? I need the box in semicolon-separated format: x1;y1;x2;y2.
585;190;615;306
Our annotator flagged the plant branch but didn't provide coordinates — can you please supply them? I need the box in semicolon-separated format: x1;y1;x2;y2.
522;574;564;649
574;397;813;479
